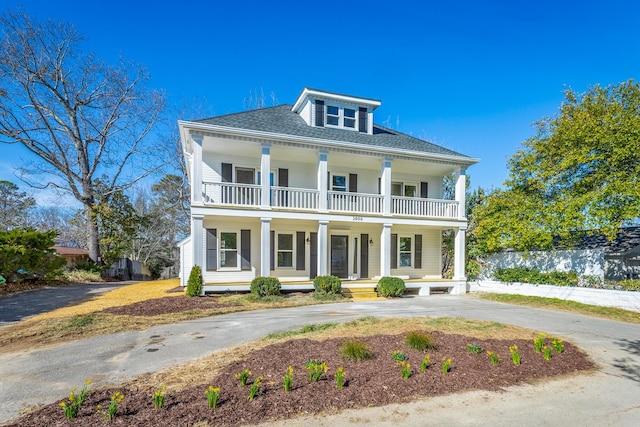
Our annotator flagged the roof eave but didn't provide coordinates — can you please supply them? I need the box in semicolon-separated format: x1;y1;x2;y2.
180;121;479;166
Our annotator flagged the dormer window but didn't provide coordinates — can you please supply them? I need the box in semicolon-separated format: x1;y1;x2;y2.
325;105;358;130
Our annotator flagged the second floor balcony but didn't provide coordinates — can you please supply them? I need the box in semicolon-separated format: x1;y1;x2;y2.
202;182;460;219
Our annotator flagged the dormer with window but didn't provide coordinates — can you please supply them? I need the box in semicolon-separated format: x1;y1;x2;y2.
291;87;381;134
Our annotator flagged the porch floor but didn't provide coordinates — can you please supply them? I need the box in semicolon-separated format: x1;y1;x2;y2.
202;278;466;296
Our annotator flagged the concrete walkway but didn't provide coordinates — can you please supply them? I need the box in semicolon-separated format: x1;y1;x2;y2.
1;296;639;426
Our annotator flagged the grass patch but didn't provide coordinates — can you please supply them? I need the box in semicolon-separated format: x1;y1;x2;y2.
405;330;436;351
311;292;346;301
265;322;339;339
478;293;640;324
340;340;375;361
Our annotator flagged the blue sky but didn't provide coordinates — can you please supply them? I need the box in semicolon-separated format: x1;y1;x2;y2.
1;0;639;204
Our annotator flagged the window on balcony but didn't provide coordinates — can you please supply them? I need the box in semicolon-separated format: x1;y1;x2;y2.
392;181;417;197
332;175;347;192
277;233;294;268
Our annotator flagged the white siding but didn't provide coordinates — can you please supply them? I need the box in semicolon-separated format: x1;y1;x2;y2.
390;227;441;279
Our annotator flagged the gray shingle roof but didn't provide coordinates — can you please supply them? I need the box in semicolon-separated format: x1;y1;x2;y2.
195;105;473;160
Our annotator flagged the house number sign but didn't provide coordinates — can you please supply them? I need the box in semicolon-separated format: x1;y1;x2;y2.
352;216;364;221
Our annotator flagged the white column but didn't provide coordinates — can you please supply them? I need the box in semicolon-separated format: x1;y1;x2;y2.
381;158;392;216
260;218;271;277
191;214;204;270
455;167;467;219
191;135;203;203
318;220;329;276
318;150;328;212
260;143;271;208
453;226;467;281
380;223;392;277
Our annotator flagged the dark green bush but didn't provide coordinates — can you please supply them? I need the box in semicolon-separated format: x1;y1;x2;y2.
250;276;281;297
0;228;66;283
340;340;375;361
74;262;103;273
376;276;406;297
493;268;579;286
313;275;342;294
405;331;436;351
186;265;203;297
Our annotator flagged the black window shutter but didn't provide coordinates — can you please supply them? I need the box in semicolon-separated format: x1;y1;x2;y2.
414;234;422;269
358;107;367;133
349;173;358;193
279;168;289;187
309;232;318;279
206;229;217;271
378;177;381;194
270;231;275;271
296;231;305;271
391;233;398;269
315;100;325;127
222;163;233;182
420;182;428;198
360;233;369;278
241;229;251;271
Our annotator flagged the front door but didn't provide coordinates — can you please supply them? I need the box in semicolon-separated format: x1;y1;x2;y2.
331;235;349;278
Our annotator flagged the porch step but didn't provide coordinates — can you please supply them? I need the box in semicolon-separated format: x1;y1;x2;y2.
342;286;379;299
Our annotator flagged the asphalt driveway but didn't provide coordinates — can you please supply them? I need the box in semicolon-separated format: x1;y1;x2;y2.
0;281;135;325
1;296;639;426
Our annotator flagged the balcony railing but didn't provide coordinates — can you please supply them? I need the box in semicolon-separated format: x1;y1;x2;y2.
202;182;460;219
271;186;319;210
328;191;383;214
391;195;459;218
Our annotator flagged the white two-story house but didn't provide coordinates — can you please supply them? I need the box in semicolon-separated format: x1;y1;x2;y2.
178;88;479;294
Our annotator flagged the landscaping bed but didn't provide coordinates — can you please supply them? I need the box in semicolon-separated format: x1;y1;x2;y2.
8;329;595;426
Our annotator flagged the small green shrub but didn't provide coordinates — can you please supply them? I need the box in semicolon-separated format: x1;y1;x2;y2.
377;276;405;297
493;268;578;286
340;340;375;361
619;279;640;291
75;262;103;273
250;276;281;297
313;275;342;294
0;228;66;283
186;265;203;297
405;331;436;351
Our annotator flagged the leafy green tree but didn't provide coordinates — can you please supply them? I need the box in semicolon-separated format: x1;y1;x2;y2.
0;180;35;230
474;80;640;252
0;228;65;282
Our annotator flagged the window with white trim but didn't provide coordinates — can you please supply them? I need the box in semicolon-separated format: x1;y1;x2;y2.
332;174;347;192
277;233;294;268
220;232;238;268
399;236;412;267
325;105;358;130
392;181;417;197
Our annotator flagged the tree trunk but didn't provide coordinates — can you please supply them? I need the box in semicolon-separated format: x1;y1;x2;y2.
86;207;102;265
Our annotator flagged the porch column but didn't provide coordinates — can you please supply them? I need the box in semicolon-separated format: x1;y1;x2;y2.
381;158;392;216
260;143;271;208
318;220;329;276
191;214;204;270
318;150;328;212
453;226;467;281
380;223;392;276
455;167;466;219
260;218;271;276
191;135;203;203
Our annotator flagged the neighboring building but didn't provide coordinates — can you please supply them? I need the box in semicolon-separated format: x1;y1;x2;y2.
53;246;90;268
178;88;479;293
482;227;640;281
105;258;152;281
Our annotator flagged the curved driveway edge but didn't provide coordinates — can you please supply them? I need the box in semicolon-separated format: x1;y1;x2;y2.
1;296;639;426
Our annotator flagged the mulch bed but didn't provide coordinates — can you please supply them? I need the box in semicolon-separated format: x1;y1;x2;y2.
8;331;595;426
99;295;233;316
